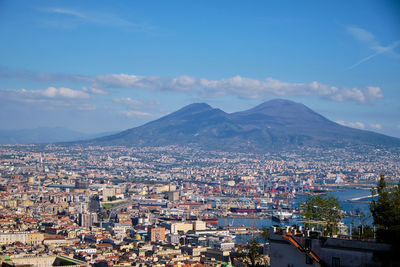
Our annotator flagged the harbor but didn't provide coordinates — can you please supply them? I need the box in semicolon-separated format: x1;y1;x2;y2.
216;187;374;237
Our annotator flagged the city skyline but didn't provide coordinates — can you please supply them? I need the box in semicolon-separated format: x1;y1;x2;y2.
1;0;399;138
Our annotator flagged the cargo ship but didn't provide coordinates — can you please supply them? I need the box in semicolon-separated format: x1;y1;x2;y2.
272;210;292;222
202;218;219;225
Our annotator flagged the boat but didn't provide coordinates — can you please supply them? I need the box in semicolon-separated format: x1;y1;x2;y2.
272;210;292;222
310;189;327;195
202;218;219;225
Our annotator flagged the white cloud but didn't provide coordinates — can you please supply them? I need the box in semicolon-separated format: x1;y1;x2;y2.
95;74;383;103
46;8;86;19
19;87;89;100
113;97;142;108
82;86;108;95
347;25;400;69
347;26;375;43
40;7;153;32
77;103;96;111
0;87;90;108
337;121;385;131
112;98;160;118
121;110;151;117
0;68;385;104
370;123;382;130
336;120;366;129
59;87;90;99
41;87;58;98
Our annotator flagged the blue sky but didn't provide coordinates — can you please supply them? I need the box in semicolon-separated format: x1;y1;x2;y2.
0;0;399;137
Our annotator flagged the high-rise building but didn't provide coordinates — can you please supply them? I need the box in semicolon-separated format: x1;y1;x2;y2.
89;195;101;213
148;226;165;242
78;212;98;227
168;191;179;202
77;203;88;214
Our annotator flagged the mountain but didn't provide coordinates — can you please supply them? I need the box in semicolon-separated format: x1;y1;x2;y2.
82;99;400;151
0;127;117;144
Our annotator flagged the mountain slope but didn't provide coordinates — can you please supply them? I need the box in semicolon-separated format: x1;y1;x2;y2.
92;103;241;147
83;99;400;151
230;99;399;149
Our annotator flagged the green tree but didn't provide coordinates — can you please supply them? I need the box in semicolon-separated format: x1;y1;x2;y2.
369;175;400;265
370;175;400;243
107;196;117;201
239;239;264;266
300;193;342;235
351;211;374;240
260;227;269;242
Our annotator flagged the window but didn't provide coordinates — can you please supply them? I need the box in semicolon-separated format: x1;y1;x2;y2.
332;257;340;267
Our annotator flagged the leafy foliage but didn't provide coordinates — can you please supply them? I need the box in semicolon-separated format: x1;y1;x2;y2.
369;175;400;265
300;193;342;235
239;239;266;266
370;175;400;243
260;227;269;242
351;225;375;239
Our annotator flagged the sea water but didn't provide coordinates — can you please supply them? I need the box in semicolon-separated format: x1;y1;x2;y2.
218;188;374;243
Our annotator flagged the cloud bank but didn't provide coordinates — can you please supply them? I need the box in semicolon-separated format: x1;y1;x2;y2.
336;120;366;129
93;74;384;103
336;120;384;131
0;68;384;104
0;86;93;110
370;123;382;130
1;87;89;102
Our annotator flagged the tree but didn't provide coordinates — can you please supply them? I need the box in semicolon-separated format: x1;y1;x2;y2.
369;175;400;265
107;196;117;201
239;239;264;267
350;211;374;240
370;175;400;243
300;193;342;235
260;227;269;242
351;224;374;239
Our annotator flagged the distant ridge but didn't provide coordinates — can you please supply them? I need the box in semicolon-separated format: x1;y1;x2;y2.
80;99;400;152
0;127;117;145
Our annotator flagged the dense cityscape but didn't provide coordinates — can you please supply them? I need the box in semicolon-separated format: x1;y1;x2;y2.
1;1;400;266
0;144;399;266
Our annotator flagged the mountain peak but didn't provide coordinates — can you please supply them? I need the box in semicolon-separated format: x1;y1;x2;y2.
263;98;299;104
255;98;305;109
182;102;212;110
236;98;312;119
84;99;400;151
167;102;214;117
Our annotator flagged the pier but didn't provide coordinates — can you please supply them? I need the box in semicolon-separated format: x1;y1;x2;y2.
347;194;377;202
